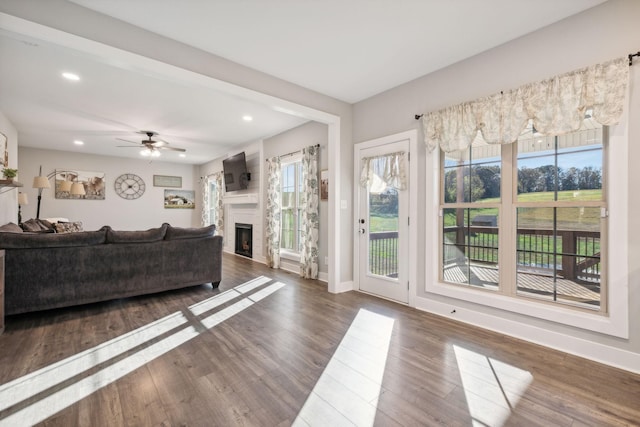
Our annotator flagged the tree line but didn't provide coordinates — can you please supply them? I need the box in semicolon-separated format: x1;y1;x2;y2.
444;165;602;202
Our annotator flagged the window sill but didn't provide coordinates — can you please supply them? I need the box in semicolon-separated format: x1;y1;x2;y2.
280;250;300;263
425;279;627;338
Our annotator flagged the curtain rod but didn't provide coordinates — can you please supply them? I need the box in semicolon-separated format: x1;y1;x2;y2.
414;52;639;120
265;144;320;161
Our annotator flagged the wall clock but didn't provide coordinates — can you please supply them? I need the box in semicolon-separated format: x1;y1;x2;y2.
114;173;146;200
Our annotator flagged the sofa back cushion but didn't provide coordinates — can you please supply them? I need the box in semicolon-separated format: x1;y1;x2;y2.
106;223;168;243
165;224;216;240
0;229;107;249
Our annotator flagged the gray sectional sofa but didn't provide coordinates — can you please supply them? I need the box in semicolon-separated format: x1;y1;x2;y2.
0;223;222;315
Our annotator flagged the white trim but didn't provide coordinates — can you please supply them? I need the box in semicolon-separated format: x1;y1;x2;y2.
415;296;640;375
353;130;417;305
335;280;354;294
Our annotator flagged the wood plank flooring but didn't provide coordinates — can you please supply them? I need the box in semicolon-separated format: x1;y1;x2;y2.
0;253;638;426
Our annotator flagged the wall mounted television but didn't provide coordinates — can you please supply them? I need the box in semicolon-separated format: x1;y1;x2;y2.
223;151;250;192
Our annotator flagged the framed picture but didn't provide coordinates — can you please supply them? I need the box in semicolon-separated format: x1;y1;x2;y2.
164;189;195;209
153;174;182;188
320;169;328;200
1;132;7;168
55;169;105;200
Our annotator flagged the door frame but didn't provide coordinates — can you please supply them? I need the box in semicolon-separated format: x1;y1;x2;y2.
353;129;419;306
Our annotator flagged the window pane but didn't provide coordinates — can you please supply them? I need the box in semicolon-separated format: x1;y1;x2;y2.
516;207;601;309
444;138;501;203
518;126;603;202
281;208;295;250
442;208;499;290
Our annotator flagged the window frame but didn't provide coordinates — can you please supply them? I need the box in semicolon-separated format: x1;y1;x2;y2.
426;119;629;338
280;153;303;261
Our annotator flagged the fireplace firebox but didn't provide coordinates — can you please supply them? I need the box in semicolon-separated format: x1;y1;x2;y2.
235;223;253;258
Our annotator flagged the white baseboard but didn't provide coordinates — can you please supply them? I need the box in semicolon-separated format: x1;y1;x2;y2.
415;296;640;375
332;280;353;294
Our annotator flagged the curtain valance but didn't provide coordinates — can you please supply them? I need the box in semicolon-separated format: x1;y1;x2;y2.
422;57;629;153
359;151;407;193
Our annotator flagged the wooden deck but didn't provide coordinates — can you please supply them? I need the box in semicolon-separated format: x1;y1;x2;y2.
444;263;601;305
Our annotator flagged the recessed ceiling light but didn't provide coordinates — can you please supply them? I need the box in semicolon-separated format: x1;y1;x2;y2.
74;140;84;145
242;115;253;122
179;153;186;158
62;72;80;81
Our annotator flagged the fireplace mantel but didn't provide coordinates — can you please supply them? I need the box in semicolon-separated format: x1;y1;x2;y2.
223;193;259;205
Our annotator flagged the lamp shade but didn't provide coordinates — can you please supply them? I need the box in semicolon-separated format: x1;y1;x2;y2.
18;192;28;205
33;175;51;189
58;180;72;192
70;182;86;196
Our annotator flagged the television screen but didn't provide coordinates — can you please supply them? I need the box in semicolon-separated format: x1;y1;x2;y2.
223;152;249;192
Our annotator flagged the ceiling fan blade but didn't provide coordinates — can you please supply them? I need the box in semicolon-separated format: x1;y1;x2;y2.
116;138;140;145
159;146;186;152
117;145;144;148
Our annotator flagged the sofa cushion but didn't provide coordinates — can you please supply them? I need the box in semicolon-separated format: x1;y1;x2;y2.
0;222;23;233
54;221;84;233
106;223;168;243
165;224;216;240
0;229;107;249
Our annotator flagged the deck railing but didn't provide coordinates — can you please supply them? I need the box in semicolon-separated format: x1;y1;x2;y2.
369;231;398;277
443;225;600;283
368;226;601;284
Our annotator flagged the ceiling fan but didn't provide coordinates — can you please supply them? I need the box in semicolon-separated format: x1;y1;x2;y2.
117;131;186;157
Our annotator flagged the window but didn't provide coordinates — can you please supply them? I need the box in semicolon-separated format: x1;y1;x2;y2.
440;115;606;312
280;156;304;255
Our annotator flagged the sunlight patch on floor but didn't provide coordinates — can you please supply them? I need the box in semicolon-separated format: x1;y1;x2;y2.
293;309;395;427
453;345;533;426
0;277;284;426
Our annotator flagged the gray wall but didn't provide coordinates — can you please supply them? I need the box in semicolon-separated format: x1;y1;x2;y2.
18;147;199;230
353;0;640;364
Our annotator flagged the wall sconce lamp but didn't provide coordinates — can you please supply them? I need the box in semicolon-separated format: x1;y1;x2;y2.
32;166;86;219
18;192;28;225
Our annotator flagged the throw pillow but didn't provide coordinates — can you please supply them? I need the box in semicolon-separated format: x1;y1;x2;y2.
0;222;23;233
54;221;84;233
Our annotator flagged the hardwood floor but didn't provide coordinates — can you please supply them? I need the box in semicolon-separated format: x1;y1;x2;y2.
0;253;638;426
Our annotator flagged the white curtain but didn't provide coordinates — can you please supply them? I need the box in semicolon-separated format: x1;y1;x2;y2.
201;173;224;233
300;145;319;279
200;176;209;227
212;172;224;233
265;157;281;269
360;151;407;193
422;56;629;152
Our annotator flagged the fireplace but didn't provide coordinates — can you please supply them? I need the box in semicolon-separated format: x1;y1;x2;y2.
235;223;253;258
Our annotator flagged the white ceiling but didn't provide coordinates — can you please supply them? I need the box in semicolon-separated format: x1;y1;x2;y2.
0;0;606;165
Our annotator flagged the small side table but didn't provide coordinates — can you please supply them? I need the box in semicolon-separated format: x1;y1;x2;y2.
0;249;4;334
